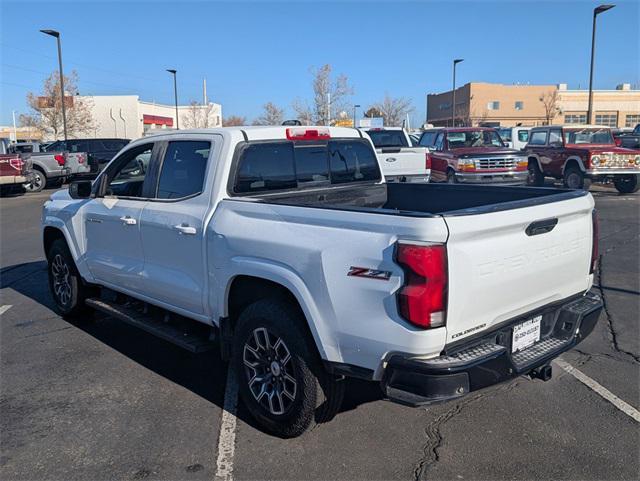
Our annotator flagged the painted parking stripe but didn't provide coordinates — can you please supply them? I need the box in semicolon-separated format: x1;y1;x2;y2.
215;365;239;481
0;305;13;315
555;359;640;423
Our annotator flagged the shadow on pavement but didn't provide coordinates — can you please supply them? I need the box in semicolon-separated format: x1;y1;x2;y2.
1;260;384;435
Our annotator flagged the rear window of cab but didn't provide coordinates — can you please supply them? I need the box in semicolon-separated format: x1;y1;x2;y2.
232;139;381;194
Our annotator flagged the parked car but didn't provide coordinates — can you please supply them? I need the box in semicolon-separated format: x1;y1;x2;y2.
360;127;431;182
612;125;640;150
418;127;529;184
0;139;35;195
10;141;95;182
43;126;602;437
44;138;130;171
525;125;640;193
9;143;71;192
496;126;532;150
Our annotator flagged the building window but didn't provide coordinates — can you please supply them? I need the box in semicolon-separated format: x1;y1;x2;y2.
625;114;640;127
487;101;500;110
565;114;587;124
595;114;617;127
438;102;451;111
514;101;524;110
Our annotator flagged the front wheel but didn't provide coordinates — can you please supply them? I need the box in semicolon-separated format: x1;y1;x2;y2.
527;161;544;186
613;174;639;194
24;169;46;192
233;299;344;438
563;165;591;190
47;239;93;318
447;169;457;184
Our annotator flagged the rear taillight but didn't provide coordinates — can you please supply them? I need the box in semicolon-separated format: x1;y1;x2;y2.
590;209;599;274
396;242;448;329
9;158;23;170
78;154;85;164
54;154;66;166
425;152;432;170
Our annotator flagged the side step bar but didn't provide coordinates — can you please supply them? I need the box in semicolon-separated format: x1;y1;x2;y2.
85;298;216;353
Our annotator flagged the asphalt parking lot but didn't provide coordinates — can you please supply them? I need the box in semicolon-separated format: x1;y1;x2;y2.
1;185;638;481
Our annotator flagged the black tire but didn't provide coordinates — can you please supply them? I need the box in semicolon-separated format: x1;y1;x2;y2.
48;177;64;189
25;168;46;193
527;160;544;187
563;165;591;190
232;299;344;438
446;169;457;184
47;238;93;318
613;174;639;194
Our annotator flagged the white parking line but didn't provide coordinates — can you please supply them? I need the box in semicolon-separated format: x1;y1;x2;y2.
215;365;239;481
0;305;13;315
555;359;640;423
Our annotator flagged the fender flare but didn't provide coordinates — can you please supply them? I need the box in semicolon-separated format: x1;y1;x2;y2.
562;156;587;174
527;153;543;172
221;257;340;363
42;218;94;282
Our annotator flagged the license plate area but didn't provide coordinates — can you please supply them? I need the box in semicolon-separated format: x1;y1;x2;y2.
512;315;542;353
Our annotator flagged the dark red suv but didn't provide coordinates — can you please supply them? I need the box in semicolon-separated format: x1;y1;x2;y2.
525;125;640;193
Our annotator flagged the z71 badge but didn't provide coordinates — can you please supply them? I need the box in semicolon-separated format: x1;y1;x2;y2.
347;266;392;281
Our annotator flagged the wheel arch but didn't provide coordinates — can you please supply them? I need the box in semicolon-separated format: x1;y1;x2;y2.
562;156;587;175
527;154;543;172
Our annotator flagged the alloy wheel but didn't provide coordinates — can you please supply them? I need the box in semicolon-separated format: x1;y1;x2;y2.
51;254;72;306
243;327;297;415
25;172;43;192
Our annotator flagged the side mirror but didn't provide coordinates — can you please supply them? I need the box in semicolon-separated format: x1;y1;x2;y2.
69;180;93;199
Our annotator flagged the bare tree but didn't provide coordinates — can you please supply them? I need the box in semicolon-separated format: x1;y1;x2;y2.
540;90;559;125
364;107;382;118
26;70;95;139
372;94;414;127
293;64;354;125
253;102;285;126
182;101;217;129
222;115;247;127
18;113;42;140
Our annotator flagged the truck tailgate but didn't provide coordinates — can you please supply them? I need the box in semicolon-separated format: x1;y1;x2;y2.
443;193;595;344
378;148;426;178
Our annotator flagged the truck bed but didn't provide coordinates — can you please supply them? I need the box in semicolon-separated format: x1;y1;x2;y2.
257;182;587;216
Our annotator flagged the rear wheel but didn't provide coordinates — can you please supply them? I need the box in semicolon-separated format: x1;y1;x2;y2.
233;299;344;438
47;238;93;318
527;161;544;186
25;169;45;193
563;165;591;190
613;174;639;194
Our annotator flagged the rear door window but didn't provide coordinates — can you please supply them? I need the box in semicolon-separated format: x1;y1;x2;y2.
366;130;408;148
328;140;381;184
156;141;211;199
517;130;530;142
102;140;130;151
234;142;296;193
419;131;437;147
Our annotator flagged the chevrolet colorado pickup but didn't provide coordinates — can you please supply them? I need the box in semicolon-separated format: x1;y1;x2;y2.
42;126;602;437
360;127;431;183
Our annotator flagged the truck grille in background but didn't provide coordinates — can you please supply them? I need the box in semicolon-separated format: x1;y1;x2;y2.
474;157;518;170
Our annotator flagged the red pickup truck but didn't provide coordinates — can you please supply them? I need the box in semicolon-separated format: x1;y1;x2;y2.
525;125;640;193
418;127;529;184
0;139;34;195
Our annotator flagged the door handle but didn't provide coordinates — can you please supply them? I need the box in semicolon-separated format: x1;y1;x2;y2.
87;218;102;223
174;224;196;235
120;216;137;226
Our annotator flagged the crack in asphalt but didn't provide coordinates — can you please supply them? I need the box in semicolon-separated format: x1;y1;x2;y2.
413;379;521;481
596;255;640;364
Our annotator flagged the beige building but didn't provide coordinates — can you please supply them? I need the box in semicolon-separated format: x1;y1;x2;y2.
427;82;640;128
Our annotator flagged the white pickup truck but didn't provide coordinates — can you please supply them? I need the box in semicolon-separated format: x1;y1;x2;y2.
42;126;602;437
360;127;431;183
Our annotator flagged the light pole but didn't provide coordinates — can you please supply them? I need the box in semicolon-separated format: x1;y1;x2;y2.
451;59;464;127
40;29;67;141
587;4;615;125
353;104;360;128
166;69;179;130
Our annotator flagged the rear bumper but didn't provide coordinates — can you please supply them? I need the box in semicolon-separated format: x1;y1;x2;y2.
0;172;34;185
386;173;431;183
455;170;528;184
381;291;603;407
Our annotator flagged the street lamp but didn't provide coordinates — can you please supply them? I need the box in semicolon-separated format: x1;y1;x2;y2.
451;59;464;127
40;29;67;141
587;4;615;125
166;69;179;130
353;104;360;128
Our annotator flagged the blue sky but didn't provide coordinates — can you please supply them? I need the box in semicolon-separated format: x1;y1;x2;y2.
1;0;638;126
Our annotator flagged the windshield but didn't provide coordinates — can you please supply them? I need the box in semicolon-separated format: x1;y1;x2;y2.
447;130;504;149
366;130;409;148
563;128;614;145
497;128;512;142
